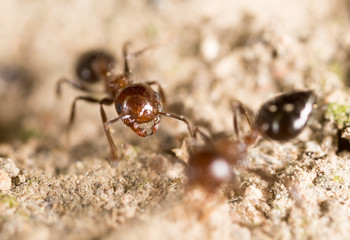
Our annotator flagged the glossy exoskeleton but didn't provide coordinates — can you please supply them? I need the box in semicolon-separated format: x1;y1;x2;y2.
57;43;193;166
187;90;315;192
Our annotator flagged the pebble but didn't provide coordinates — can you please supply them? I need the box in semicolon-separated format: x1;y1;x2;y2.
0;158;20;178
0;169;12;191
0;158;22;190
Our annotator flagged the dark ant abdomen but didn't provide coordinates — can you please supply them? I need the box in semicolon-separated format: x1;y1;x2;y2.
76;50;115;83
255;90;315;141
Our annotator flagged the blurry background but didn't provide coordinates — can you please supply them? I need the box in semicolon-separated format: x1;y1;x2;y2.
1;0;347;147
1;0;350;239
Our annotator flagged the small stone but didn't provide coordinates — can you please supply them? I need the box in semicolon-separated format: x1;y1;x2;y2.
0;170;12;191
0;158;19;178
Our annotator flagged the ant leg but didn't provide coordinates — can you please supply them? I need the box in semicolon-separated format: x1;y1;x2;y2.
128;35;173;58
64;95;120;165
56;77;92;97
158;112;193;137
231;100;259;146
127;44;154;58
231;100;253;137
99;98;121;166
145;81;166;105
193;126;211;143
123;42;132;77
123;40;169;77
66;96;104;145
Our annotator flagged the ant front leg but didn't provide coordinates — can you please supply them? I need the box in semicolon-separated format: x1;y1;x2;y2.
56;77;92;97
66;96;104;145
145;81;166;105
99;98;122;166
231;100;259;146
65;95;120;165
159;112;193;137
193;126;211;143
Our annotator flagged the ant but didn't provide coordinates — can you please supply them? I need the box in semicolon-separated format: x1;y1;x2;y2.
56;43;193;166
186;90;316;192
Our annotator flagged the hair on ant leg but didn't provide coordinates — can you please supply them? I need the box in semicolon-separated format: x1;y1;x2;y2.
56;42;194;166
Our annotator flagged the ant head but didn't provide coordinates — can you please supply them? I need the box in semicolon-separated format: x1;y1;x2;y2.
115;83;163;137
187;147;232;192
76;50;115;83
214;139;248;165
254;90;315;141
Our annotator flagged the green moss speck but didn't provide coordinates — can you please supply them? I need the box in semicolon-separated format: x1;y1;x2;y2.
325;103;350;129
20;128;40;142
0;194;17;208
332;175;344;183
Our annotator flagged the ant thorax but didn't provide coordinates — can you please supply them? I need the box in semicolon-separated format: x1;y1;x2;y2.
105;74;131;97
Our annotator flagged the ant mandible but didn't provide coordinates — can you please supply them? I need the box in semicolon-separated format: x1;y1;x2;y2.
187;90;316;192
56;43;193;166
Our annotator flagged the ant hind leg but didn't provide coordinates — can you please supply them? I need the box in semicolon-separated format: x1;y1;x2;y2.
56;77;92;97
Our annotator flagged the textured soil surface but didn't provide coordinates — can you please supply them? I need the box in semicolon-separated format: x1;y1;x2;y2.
1;0;350;239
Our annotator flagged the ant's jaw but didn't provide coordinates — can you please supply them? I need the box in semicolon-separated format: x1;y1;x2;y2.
138;120;156;136
127;118;160;137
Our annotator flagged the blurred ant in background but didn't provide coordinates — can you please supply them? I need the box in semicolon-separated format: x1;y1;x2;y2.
0;65;34;142
187;90;315;192
57;43;193;166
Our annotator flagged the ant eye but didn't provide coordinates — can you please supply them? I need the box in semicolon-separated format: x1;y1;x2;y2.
255;90;315;141
76;50;115;83
116;102;123;114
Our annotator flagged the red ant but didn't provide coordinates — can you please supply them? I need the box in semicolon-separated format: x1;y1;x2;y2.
56;43;193;166
187;90;316;192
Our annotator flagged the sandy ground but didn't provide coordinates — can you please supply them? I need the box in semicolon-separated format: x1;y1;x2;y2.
1;0;350;239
